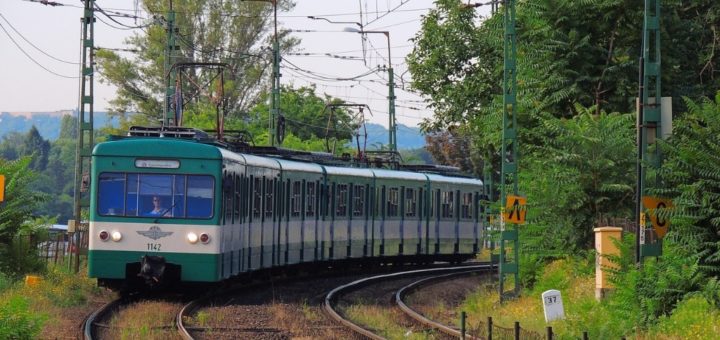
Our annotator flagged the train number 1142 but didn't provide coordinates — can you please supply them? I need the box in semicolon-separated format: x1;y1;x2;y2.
147;243;161;251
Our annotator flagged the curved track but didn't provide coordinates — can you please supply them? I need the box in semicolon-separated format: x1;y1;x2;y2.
395;270;487;338
324;263;492;339
82;298;127;340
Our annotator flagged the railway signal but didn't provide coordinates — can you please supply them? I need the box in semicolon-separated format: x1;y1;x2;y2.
642;196;673;238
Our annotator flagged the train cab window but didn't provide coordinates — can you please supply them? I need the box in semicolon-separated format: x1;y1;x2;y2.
98;173;213;219
265;179;274;217
291;181;302;217
461;193;473;220
405;188;417;217
441;191;454;218
387;188;399;217
352;185;365;217
306;182;316;217
253;177;262;218
336;184;348;217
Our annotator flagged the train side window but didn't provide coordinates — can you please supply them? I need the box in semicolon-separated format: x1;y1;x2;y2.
387;187;399;217
224;173;233;223
253;177;262;218
461;192;473;220
405;188;416;217
265;178;274;218
98;172;126;215
186;175;214;218
441;191;454;219
418;188;424;218
234;175;241;221
430;189;435;218
336;184;348;217
352;185;364;217
306;182;316;217
291;181;302;217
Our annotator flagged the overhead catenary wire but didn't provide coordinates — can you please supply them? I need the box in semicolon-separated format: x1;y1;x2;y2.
0;21;78;79
0;13;78;64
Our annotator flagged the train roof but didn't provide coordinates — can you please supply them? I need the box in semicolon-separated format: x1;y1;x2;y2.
94;138;222;159
324;165;375;178
371;168;428;181
425;173;483;186
274;157;324;173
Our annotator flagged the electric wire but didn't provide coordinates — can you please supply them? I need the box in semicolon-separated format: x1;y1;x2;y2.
0;13;78;64
0;21;78;79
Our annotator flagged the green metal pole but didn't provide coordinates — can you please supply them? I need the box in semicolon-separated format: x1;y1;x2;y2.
499;0;519;301
639;0;663;259
164;0;177;126
73;0;95;273
270;0;279;146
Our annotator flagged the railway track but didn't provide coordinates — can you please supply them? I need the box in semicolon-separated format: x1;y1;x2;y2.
82;297;126;340
324;263;493;339
82;293;187;340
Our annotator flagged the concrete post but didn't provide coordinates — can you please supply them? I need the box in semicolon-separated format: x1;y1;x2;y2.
594;227;623;300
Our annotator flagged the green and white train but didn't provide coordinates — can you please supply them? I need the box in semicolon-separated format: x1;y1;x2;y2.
88;131;484;289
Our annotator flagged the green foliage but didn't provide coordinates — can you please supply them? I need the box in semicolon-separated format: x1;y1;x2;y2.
520;107;635;252
649;295;720;339
0;296;45;340
0;157;48;277
655;93;720;278
251;86;356;141
96;0;298;120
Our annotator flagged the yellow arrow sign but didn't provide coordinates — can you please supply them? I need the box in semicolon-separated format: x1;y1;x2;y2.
503;195;527;224
642;196;673;238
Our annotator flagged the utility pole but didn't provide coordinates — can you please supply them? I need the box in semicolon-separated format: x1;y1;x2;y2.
72;0;95;273
636;0;664;261
499;0;520;301
270;0;280;146
163;0;179;126
343;27;396;153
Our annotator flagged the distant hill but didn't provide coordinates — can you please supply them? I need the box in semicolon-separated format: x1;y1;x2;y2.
0;111;426;150
364;123;425;150
0;110;119;140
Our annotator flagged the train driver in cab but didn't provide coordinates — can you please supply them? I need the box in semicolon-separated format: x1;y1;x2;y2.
146;196;171;217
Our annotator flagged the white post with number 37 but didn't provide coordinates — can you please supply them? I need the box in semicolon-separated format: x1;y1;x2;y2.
542;289;565;322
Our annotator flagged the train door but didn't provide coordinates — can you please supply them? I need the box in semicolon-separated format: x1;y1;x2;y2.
458;189;475;254
302;180;318;262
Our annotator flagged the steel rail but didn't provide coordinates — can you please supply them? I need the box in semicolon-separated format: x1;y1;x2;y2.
395;269;490;339
176;297;201;340
323;263;492;340
82;298;126;340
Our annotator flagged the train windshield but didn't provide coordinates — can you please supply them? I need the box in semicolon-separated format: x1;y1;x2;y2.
97;173;214;219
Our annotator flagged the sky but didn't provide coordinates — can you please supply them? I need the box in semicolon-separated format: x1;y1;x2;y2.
0;0;490;129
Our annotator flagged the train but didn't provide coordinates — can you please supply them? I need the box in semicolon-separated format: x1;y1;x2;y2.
88;126;485;290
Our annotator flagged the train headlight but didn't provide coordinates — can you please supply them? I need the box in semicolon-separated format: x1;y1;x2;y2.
99;230;109;242
187;232;198;244
200;233;210;244
111;231;122;242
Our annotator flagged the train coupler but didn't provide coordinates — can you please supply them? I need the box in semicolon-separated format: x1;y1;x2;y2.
138;255;166;285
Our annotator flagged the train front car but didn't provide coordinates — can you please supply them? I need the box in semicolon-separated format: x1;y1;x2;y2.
88;138;223;290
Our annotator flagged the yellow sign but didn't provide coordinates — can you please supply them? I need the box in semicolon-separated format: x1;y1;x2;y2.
0;175;5;202
642;196;673;238
503;195;527;224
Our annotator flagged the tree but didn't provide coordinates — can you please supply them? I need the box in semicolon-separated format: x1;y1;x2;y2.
519;107;635;251
248;85;357;142
657;93;720;277
408;0;720;154
0;157;48;276
23;126;50;171
96;0;298;122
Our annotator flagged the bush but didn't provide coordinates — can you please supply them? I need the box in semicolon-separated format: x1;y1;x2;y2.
0;296;45;339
